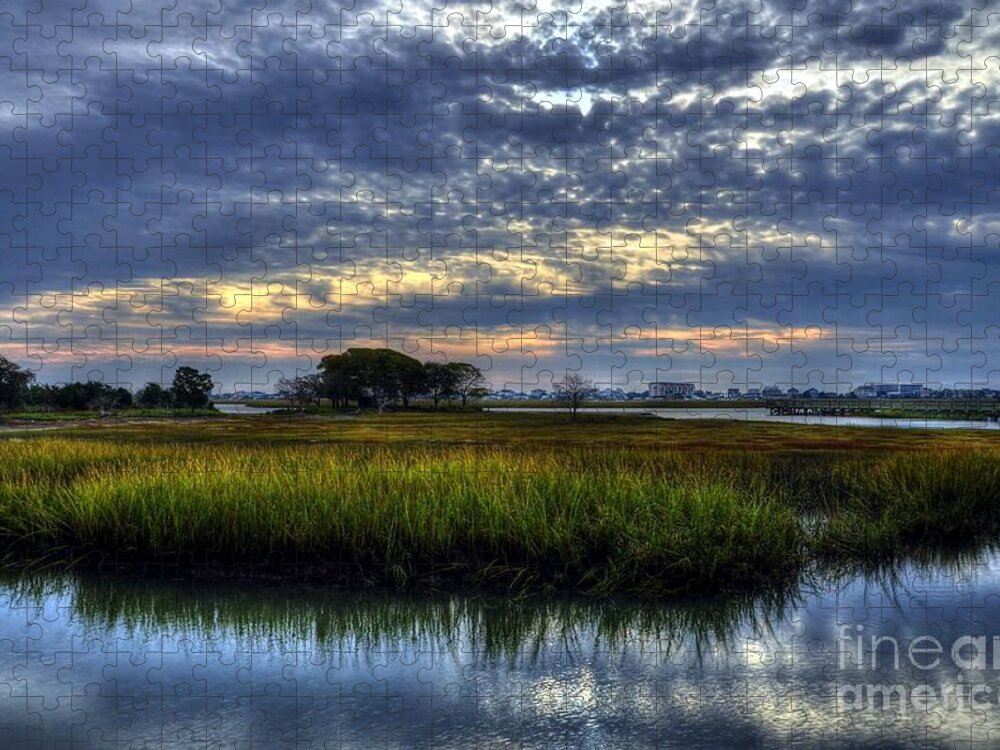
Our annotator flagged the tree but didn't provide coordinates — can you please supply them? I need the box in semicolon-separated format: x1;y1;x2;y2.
0;355;34;414
323;349;387;409
23;383;58;410
318;348;424;410
10;378;129;413
92;386;133;414
422;362;458;409
276;374;324;410
52;382;116;411
389;351;426;408
303;373;325;406
555;372;596;419
137;382;173;408
113;387;133;409
171;367;214;410
446;362;486;407
318;352;354;407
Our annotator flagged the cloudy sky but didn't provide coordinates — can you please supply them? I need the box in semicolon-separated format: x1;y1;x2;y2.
2;0;999;392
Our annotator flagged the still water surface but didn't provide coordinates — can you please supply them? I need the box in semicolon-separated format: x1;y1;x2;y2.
3;555;1000;747
215;403;1000;430
213;403;285;415
488;406;1000;430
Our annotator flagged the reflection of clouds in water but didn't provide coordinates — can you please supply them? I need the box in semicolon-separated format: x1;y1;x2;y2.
531;670;598;716
3;559;1000;747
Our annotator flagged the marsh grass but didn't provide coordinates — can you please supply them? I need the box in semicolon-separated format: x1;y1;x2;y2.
0;441;805;595
813;451;1000;559
1;416;999;596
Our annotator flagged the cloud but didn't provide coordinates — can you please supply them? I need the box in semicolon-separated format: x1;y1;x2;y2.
1;0;998;389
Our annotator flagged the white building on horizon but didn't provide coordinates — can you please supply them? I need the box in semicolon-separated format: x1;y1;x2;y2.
856;383;928;399
648;382;695;399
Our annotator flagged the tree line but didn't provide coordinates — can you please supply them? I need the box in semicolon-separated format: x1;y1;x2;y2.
0;356;214;413
0;349;490;415
287;348;488;410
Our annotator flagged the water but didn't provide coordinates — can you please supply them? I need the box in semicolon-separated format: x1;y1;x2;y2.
213;402;285;415
4;557;1000;747
487;406;1000;430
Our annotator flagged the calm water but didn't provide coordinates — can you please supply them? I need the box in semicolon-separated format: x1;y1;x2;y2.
213;403;285;415
4;557;1000;748
215;403;1000;430
487;406;1000;430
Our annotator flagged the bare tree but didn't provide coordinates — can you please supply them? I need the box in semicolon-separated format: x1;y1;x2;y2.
447;363;486;407
276;374;324;410
554;372;596;419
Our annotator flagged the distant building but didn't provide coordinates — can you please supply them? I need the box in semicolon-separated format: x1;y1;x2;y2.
856;383;927;399
727;388;741;399
762;386;784;397
648;382;695;399
746;388;762;399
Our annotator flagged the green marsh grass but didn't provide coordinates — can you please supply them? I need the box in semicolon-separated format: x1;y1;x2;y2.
1;415;999;595
0;440;804;595
814;450;1000;559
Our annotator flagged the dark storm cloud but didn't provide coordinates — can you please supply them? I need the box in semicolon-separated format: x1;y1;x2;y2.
1;0;999;388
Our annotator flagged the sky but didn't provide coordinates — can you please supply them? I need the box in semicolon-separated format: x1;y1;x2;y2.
2;0;1000;393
